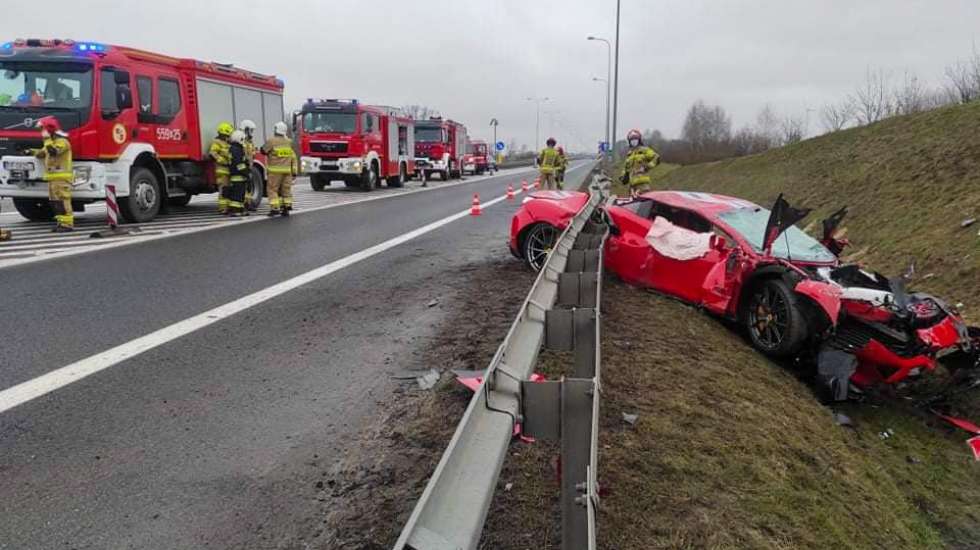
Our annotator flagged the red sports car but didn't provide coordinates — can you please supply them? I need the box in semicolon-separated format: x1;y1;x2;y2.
510;189;979;400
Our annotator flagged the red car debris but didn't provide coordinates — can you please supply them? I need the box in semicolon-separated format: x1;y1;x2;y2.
510;189;980;401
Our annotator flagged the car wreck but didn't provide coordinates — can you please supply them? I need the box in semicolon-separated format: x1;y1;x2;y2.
510;189;980;401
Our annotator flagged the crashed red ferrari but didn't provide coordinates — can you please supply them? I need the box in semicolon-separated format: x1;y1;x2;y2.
510;189;980;401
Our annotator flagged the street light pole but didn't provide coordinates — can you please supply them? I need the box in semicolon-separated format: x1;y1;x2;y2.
612;0;621;157
587;36;611;153
592;76;609;152
525;96;550;150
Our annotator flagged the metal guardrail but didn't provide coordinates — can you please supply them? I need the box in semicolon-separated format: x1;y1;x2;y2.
394;176;610;550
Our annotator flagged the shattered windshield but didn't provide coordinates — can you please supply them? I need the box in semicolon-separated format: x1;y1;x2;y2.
718;206;837;263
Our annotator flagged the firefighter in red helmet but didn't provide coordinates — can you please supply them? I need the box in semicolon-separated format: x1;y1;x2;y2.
555;145;568;189
29;116;74;232
621;129;660;198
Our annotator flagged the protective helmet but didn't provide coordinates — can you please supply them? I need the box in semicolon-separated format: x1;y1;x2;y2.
557;146;565;154
546;137;556;146
626;129;642;141
273;121;288;136
238;119;256;136
229;130;245;144
36;116;62;135
217;122;234;137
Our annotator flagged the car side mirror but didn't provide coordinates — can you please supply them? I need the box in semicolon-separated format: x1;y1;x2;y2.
608;224;621;237
710;234;728;251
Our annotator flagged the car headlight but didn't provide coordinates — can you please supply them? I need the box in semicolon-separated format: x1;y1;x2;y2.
351;160;363;171
73;166;91;184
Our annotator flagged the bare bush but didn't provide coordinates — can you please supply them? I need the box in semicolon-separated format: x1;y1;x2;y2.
754;104;781;149
850;67;892;125
893;71;928;115
781;114;806;144
820;100;855;132
681;100;732;153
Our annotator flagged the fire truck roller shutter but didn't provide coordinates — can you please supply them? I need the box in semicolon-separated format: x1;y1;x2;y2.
262;93;284;142
232;88;265;144
196;79;236;158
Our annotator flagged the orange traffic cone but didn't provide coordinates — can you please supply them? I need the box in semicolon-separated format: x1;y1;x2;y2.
506;184;515;200
470;193;482;216
521;180;529;193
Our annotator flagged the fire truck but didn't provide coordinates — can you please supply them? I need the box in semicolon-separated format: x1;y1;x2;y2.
413;117;467;181
297;99;415;191
0;39;285;222
462;139;491;175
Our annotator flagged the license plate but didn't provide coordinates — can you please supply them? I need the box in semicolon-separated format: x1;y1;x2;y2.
5;161;33;171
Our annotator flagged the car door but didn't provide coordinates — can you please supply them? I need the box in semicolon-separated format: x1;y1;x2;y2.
604;200;655;286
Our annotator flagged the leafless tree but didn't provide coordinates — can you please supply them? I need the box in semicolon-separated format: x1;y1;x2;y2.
401;104;441;120
820;100;854;132
944;60;980;104
893;71;928;115
780;114;806;144
681;100;732;152
850;67;892;125
754;104;780;148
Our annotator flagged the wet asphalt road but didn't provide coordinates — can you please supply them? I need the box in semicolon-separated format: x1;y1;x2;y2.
0;162;594;549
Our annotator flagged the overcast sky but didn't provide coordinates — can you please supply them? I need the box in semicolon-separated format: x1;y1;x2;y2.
4;1;978;152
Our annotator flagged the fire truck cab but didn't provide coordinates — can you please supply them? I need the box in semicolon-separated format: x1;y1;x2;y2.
462;139;491;175
0;38;285;222
413;117;467;181
297;99;415;192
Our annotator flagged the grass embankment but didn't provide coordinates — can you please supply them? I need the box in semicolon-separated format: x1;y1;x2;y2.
592;101;980;549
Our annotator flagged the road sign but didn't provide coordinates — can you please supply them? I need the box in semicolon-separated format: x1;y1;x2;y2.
496;141;505;151
598;141;609;153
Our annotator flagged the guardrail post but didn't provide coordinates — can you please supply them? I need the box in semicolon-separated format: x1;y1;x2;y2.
561;378;595;550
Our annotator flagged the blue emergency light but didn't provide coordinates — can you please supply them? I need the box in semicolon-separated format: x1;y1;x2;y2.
1;43;12;50
74;42;107;53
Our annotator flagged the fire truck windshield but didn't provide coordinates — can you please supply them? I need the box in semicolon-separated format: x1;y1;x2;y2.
415;126;444;142
0;62;93;111
302;112;357;134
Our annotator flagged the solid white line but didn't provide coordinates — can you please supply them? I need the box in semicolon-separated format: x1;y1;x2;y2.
0;167;540;271
0;192;516;414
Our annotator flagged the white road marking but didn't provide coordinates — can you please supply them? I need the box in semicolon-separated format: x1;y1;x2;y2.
0;192;516;414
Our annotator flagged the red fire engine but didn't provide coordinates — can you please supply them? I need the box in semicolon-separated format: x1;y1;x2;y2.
297;99;415;191
0;38;285;222
413;117;467;181
462;139;491;175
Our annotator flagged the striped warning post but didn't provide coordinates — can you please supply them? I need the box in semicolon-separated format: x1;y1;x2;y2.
106;184;119;229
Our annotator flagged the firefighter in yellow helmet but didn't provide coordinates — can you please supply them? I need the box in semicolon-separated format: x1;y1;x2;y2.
621;129;660;198
238;120;258;211
209;122;234;213
555;145;568;189
537;137;559;190
30;117;74;232
261;121;298;217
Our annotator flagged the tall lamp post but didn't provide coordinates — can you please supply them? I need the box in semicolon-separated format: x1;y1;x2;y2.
612;0;621;156
587;36;611;154
525;96;550;149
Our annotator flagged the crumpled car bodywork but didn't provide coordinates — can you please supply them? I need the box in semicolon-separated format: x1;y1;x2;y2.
508;189;979;400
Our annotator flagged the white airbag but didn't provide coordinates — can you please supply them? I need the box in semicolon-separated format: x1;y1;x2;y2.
645;217;712;261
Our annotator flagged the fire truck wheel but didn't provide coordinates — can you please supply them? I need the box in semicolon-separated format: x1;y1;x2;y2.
167;194;193;207
247;166;264;209
12;198;55;222
361;162;378;191
387;164;406;188
311;175;327;191
120;167;162;223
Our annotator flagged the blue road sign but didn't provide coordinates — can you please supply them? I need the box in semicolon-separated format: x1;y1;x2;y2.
495;141;506;151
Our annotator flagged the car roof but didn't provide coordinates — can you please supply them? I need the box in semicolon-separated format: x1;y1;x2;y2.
637;190;760;219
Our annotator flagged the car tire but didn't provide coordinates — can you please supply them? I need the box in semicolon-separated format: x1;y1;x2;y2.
387;163;406;188
167;194;193;207
522;223;560;272
119;167;161;223
743;278;810;358
311;175;327;191
12;198;55;221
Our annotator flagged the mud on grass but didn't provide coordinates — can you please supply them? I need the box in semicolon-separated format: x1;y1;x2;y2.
598;279;980;550
312;258;537;548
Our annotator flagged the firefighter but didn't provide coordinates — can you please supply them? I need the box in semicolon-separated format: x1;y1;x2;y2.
537;137;559;190
238;120;258;211
260;121;298;217
621;129;660;198
209;122;234;213
555;146;568;189
29;116;74;232
225;130;250;217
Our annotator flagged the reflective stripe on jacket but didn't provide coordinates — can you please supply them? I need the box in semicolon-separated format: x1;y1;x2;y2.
538;147;559;174
623;145;660;186
34;137;73;182
209;138;231;175
261;136;297;175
